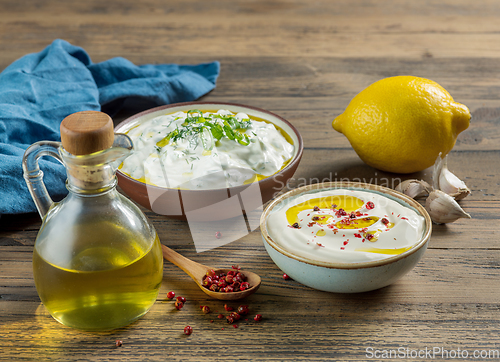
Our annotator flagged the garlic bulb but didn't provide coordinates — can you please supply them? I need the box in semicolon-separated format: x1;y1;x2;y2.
433;154;471;200
425;189;471;224
395;179;432;199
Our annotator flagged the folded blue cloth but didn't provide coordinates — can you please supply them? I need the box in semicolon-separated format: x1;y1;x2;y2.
0;39;220;215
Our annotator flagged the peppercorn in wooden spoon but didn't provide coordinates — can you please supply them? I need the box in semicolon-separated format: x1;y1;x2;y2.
161;244;261;301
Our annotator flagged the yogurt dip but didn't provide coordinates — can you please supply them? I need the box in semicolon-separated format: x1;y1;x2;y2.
119;109;294;189
266;188;426;263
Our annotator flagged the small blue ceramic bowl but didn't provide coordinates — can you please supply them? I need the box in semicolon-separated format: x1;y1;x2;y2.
260;182;432;293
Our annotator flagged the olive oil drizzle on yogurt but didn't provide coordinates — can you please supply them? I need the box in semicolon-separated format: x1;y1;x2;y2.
267;190;426;263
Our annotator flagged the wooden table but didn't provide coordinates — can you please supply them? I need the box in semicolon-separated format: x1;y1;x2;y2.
1;1;500;361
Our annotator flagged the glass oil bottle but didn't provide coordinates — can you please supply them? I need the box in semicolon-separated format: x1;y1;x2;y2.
23;111;163;331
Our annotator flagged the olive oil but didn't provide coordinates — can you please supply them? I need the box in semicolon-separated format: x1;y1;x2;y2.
23;112;164;331
285;195;365;225
33;233;163;331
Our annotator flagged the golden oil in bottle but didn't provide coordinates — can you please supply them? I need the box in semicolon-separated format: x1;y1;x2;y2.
33;227;163;331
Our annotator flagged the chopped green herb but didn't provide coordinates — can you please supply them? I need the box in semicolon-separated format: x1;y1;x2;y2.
155;111;252;150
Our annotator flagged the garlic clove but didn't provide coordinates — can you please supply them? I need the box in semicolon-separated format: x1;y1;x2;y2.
425;189;471;224
395;179;432;199
433;153;471;200
438;157;471;200
432;153;444;190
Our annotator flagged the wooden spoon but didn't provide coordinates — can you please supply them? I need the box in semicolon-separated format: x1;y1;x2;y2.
161;244;261;301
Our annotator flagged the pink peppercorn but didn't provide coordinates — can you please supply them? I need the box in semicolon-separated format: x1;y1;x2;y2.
237;305;249;316
239;282;250;291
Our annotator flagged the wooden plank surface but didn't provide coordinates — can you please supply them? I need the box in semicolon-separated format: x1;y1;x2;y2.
1;0;500;361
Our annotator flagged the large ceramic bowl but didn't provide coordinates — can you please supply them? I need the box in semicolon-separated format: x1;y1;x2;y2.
115;102;303;221
260;182;432;293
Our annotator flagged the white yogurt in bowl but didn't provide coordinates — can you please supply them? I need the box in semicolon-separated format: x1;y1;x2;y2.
114;102;303;221
261;182;432;293
119;109;294;190
266;188;426;263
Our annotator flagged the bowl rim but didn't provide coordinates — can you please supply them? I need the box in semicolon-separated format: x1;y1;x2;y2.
114;101;304;193
260;181;432;270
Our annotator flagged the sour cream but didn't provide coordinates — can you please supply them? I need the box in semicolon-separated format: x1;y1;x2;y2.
266;189;426;263
120;110;294;189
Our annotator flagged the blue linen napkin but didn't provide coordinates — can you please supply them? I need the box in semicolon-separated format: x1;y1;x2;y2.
0;39;220;215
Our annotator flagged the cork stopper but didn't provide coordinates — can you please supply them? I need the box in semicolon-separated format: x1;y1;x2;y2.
60;111;114;155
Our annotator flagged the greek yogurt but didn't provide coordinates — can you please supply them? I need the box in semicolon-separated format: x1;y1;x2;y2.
119;109;294;189
266;189;426;263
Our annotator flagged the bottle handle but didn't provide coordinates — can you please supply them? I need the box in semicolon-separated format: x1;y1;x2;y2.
22;141;63;218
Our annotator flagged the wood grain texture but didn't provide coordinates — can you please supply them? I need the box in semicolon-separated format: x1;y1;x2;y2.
1;0;500;360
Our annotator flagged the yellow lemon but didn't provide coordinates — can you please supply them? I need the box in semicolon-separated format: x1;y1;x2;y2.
332;76;470;174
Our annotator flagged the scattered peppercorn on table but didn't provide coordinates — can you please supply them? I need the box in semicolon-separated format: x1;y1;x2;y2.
1;1;500;361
